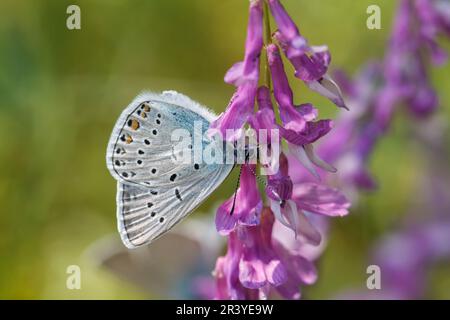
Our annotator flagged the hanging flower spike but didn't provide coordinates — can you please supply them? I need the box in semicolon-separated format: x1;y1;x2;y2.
212;0;357;301
267;0;347;110
215;164;263;235
386;0;441;119
267;43;336;177
209;0;263;140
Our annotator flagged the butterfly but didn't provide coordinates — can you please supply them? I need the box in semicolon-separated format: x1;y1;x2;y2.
106;91;234;248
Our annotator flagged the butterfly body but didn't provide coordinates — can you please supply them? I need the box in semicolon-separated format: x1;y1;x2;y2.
106;91;233;248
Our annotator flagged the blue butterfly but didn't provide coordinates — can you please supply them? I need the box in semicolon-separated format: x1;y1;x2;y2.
106;91;234;248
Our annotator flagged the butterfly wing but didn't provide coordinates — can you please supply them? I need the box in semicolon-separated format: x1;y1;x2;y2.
106;91;233;248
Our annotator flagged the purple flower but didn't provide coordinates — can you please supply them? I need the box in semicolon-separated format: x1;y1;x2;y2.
214;209;288;299
215;164;263;235
267;0;347;109
209;0;263;139
214;208;321;300
248;86;280;143
238;212;287;292
384;0;440;119
266;153;350;245
224;0;264;86
267;44;336;176
209;83;258;140
213;232;248;300
265;154;310;242
272;236;318;299
267;44;306;132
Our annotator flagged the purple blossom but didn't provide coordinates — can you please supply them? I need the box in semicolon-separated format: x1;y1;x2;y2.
209;0;263;139
213;208;325;300
266;152;350;246
215;164;262;236
213;209;287;299
267;0;347;109
267;43;336;176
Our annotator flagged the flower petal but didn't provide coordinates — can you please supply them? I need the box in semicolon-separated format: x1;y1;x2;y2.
293;182;351;217
304;143;337;173
288;144;320;180
239;254;267;289
215;199;239;236
296;210;322;246
270;200;292;231
306;74;348;110
209;83;258;140
264;259;288;287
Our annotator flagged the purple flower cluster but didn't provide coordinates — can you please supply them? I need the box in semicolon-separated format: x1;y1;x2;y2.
210;0;350;300
316;0;450;192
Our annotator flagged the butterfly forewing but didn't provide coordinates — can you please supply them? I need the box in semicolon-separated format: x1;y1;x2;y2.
106;91;233;248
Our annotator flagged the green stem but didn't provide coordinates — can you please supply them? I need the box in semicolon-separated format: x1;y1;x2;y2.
263;0;272;90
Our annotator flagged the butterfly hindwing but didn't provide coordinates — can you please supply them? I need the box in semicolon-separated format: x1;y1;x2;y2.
107;91;233;248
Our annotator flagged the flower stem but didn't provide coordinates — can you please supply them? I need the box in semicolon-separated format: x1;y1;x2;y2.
263;0;272;90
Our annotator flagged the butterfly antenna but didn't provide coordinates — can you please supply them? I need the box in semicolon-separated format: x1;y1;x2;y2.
229;165;243;216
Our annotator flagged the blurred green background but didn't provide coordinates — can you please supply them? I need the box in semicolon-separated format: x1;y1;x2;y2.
0;0;449;299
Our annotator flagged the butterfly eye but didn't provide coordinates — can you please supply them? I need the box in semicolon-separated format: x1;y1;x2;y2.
152;129;158;135
144;139;151;145
159;217;165;223
194;164;200;170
